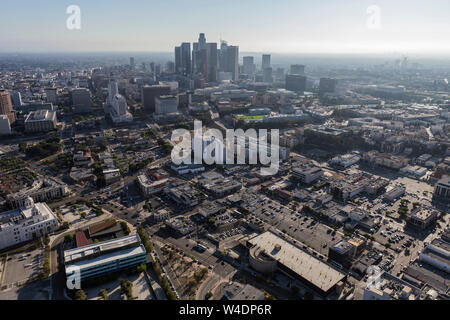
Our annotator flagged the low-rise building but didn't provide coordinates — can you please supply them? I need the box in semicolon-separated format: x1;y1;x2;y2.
64;234;147;282
24;109;57;132
291;164;323;184
7;177;68;208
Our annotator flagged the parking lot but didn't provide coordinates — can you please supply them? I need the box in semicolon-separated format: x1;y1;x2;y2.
1;248;44;289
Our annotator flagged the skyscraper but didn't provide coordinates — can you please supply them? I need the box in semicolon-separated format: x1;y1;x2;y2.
243;56;255;75
175;46;182;73
319;78;337;95
0;90;16;124
130;57;135;69
71;88;92;114
206;42;218;82
141;85;171;113
285;75;306;93
263;67;273;83
226;46;239;81
262;54;271;70
290;64;305;75
181;42;192;75
219;41;228;71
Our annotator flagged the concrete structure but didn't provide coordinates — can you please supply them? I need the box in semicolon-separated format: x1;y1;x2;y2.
110;94;133;124
329;154;361;169
292;164;323;184
433;175;450;203
24;109;57;132
0;114;11;135
247;231;346;296
64;234;147;281
0;89;15;124
141;85;171;113
290;64;305;75
0;197;59;250
71;88;92;113
7;177;68;209
319;78;337;95
285;75;306;94
418;239;449;273
155;95;178;115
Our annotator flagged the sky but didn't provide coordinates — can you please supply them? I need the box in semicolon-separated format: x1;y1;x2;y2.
1;0;450;55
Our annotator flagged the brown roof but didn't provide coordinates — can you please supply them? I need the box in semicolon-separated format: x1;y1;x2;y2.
88;219;117;237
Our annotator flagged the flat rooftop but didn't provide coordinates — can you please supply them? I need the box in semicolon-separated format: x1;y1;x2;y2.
65;244;146;274
248;231;345;292
64;234;140;264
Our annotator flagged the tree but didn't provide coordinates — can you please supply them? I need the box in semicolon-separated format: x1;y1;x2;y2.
99;289;109;300
74;289;87;300
120;279;134;300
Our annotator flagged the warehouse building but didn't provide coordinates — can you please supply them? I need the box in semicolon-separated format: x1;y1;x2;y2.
247;231;346;297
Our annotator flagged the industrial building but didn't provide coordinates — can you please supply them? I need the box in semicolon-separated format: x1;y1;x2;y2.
247;231;346;297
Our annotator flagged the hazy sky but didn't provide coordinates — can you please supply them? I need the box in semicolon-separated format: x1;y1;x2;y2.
1;0;450;55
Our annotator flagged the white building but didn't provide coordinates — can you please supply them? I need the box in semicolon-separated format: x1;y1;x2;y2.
110;94;133;124
0;197;59;250
292;164;323;184
24;109;57;132
155;95;178;115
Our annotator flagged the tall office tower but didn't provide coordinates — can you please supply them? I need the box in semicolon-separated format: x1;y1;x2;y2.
219;41;228;71
141;85;171;113
198;33;206;50
226;46;239;81
107;79;119;105
243;56;255;75
130;57;135;69
263;67;273;83
206;43;218;82
319;78;337;95
262;54;271;70
9;91;22;108
71;88;92;113
0;90;16;124
45;88;58;104
285;74;307;93
175;46;182;73
290;64;305;75
181;42;192;75
166;61;175;73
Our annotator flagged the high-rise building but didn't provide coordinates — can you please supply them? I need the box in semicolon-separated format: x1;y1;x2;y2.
9;91;22;108
319;78;337;95
243;56;255;75
226;46;239;81
130;57;135;69
206;42;218;82
175;46;182;74
0;90;16;124
285;75;306;93
141;85;171;113
219;41;228;71
290;64;305;75
262;54;271;70
263;67;273;83
71;88;92;113
181;42;192;75
45;88;58;104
